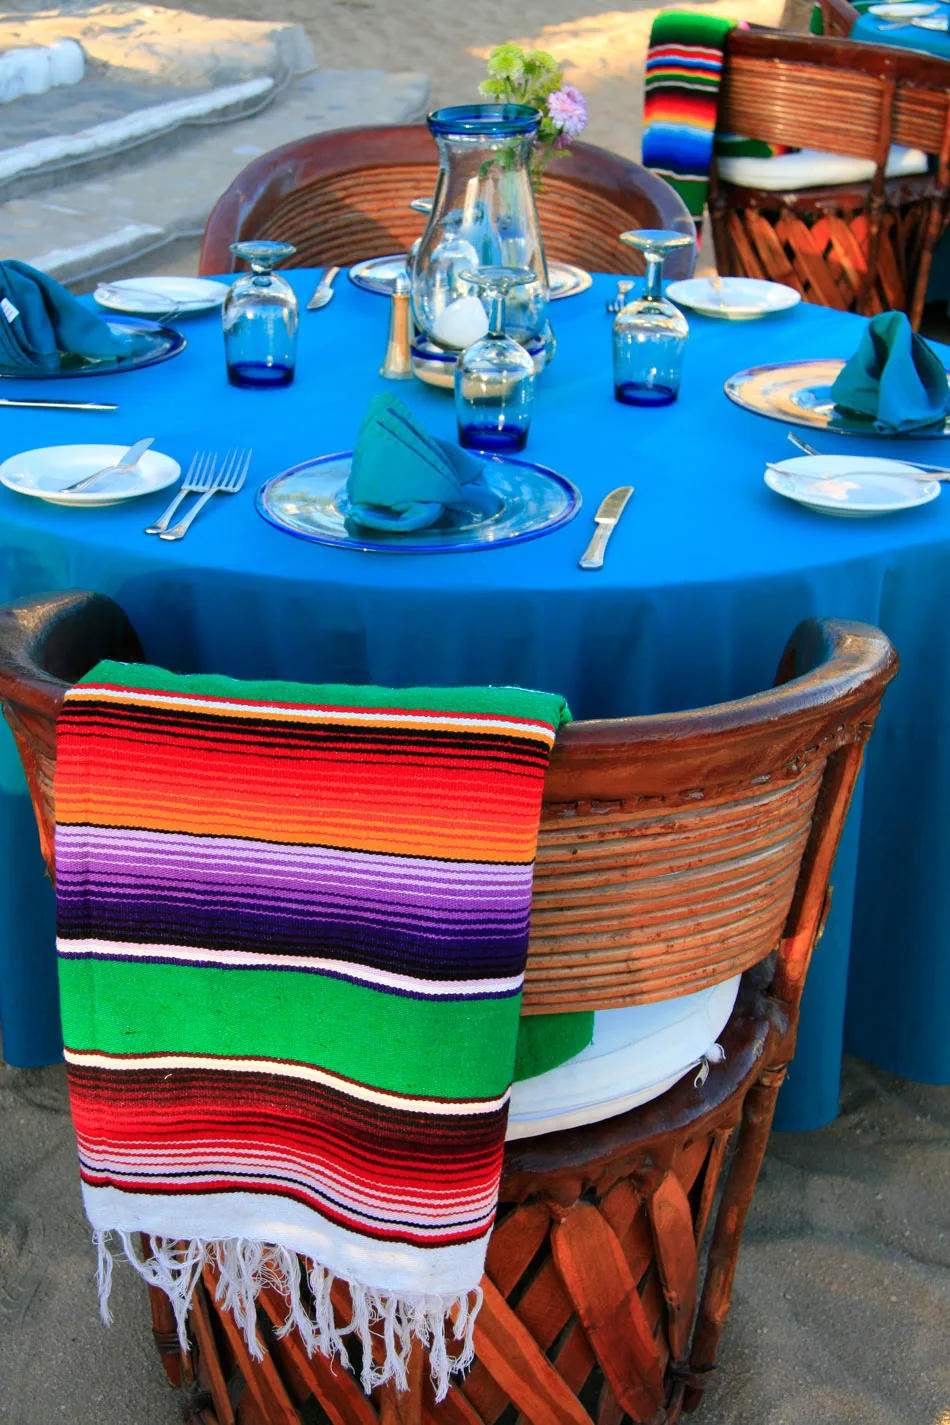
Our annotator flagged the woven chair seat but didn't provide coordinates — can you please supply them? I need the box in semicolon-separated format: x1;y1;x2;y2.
199;125;697;280
710;29;950;328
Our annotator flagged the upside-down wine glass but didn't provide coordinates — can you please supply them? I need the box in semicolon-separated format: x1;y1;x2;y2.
223;240;299;388
612;229;693;406
455;266;537;453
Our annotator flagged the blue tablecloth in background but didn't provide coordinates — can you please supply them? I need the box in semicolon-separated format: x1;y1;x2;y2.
1;271;949;1132
851;4;950;57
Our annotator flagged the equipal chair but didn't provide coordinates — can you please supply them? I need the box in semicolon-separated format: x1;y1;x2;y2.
819;0;860;37
198;125;697;280
710;28;950;328
0;592;897;1425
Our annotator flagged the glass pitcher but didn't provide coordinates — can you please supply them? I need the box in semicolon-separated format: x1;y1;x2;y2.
410;105;550;353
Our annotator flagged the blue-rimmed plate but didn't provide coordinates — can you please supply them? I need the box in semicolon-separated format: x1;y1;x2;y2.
0;315;186;379
348;256;592;301
256;450;581;553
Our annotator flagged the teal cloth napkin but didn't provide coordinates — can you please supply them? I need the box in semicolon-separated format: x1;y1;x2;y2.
831;311;950;433
0;260;132;374
346;393;503;532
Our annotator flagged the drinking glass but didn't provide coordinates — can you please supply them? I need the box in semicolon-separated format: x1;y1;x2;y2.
612;229;694;406
454;267;536;453
223;240;298;388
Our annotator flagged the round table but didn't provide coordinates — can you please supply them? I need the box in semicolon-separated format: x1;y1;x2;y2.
1;270;948;1131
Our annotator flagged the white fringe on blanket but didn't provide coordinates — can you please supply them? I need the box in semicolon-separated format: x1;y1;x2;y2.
93;1230;481;1402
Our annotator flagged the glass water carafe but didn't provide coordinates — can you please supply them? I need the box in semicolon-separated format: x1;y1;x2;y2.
410;105;550;354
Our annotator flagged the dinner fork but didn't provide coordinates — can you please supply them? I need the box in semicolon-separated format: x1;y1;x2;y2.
159;448;251;540
145;451;216;534
606;280;633;314
787;429;950;475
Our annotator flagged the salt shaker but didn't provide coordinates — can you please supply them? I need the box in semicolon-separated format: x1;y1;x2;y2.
380;273;414;380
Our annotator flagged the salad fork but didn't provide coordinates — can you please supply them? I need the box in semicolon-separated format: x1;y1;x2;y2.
606;280;633;314
145;451;216;535
159;448;251;540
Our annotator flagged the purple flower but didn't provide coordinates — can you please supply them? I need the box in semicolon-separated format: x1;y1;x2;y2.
546;84;588;141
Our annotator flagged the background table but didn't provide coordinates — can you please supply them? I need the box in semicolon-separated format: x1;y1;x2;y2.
849;1;950;56
1;271;949;1132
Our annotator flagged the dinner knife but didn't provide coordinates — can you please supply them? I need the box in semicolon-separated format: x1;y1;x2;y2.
579;486;634;569
0;396;117;411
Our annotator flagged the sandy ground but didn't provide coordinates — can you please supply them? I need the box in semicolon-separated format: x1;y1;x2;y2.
1;1051;948;1424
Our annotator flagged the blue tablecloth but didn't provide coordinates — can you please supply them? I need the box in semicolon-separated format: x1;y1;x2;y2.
851;4;950;57
1;271;949;1131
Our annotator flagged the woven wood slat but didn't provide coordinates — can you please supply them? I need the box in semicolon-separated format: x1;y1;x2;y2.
457;1364;506;1425
893;88;950;155
648;1175;699;1362
484;1203;551;1294
720;57;884;159
259;1288;376;1425
551;1205;665;1422
203;1268;303;1425
190;1278;237;1425
473;1277;595;1425
694;1130;734;1247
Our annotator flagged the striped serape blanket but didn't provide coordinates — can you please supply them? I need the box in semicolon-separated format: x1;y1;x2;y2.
641;11;791;218
54;662;570;1397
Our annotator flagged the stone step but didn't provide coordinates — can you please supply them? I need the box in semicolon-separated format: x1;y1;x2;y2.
0;67;431;286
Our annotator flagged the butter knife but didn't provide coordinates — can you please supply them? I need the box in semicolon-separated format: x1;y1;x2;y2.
579;486;634;569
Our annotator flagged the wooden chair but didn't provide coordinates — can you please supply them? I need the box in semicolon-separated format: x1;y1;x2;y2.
0;591;898;1425
198;125;697;280
819;0;860;37
710;28;950;328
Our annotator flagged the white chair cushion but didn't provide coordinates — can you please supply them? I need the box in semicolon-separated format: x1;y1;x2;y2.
717;143;929;191
506;975;740;1140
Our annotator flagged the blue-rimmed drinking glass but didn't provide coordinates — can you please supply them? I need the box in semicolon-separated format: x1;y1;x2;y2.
223;240;298;388
455;266;536;453
612;229;693;406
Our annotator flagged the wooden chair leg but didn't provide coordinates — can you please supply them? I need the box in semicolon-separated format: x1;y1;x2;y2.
684;1065;787;1411
145;1246;184;1388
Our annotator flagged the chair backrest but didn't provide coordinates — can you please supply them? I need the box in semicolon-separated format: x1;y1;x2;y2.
198;125;696;279
820;0;859;37
718;28;950;171
0;593;896;1024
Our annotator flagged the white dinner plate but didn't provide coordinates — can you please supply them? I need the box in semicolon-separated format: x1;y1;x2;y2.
764;455;940;517
868;3;937;16
94;276;228;316
0;444;181;507
667;276;801;319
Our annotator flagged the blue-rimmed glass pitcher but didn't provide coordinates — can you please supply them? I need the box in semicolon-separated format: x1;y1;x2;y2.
410;105;550;356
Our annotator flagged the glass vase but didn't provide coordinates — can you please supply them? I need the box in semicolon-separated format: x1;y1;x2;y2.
410;105;550;356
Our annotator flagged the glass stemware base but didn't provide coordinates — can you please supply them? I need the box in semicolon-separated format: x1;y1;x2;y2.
227;360;295;389
614;379;679;407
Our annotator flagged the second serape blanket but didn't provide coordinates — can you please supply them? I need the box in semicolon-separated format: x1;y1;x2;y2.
54;661;570;1397
641;11;791;218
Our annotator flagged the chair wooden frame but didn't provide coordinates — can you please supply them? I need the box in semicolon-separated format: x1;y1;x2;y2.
710;28;950;327
820;0;860;37
198;125;696;280
0;592;897;1425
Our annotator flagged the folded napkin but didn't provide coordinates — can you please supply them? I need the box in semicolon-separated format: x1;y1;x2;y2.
346;393;503;531
0;259;132;374
55;661;583;1399
831;311;950;433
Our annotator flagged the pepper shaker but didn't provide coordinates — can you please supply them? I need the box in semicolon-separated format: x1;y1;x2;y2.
380;272;414;380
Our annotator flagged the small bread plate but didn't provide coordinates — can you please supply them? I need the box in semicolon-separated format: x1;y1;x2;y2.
764;455;940;517
912;12;949;27
348;256;592;301
94;276;229;316
868;2;938;14
256;450;581;553
667;277;801;320
0;443;181;508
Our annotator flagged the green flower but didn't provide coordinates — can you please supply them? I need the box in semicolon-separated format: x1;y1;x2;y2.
523;49;558;75
487;43;525;80
478;77;510;98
